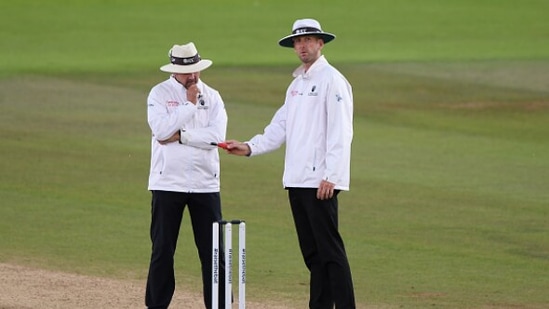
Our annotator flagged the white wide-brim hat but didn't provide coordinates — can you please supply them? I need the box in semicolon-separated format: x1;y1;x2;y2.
278;18;336;48
160;42;212;74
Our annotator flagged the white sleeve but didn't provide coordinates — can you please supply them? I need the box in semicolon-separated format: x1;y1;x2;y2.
324;75;353;183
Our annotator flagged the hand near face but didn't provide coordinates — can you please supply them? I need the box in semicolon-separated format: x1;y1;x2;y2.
186;84;200;105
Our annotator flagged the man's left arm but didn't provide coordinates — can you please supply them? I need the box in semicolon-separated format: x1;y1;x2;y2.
179;90;228;148
323;75;354;190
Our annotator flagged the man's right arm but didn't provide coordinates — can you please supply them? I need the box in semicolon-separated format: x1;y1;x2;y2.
147;87;197;142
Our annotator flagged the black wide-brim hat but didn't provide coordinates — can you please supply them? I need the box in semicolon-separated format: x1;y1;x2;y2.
278;18;336;48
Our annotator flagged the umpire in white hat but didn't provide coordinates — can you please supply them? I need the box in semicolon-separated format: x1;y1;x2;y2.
225;18;356;308
145;42;228;309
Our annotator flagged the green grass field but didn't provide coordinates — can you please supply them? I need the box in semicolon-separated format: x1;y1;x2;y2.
1;0;548;308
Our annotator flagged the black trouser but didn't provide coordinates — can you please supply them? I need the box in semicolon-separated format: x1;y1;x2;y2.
288;188;356;309
145;190;227;309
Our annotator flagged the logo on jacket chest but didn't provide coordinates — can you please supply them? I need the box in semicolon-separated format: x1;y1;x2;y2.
308;85;318;96
290;90;302;97
291;85;318;97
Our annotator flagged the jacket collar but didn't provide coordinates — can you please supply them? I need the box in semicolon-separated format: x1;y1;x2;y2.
292;55;328;79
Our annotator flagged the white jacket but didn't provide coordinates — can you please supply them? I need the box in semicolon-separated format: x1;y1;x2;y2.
147;77;227;192
247;56;353;190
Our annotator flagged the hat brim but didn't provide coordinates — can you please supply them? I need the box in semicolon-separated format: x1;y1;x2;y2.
278;33;336;48
160;59;213;74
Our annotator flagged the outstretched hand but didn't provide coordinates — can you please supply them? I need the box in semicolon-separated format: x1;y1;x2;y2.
224;140;251;156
